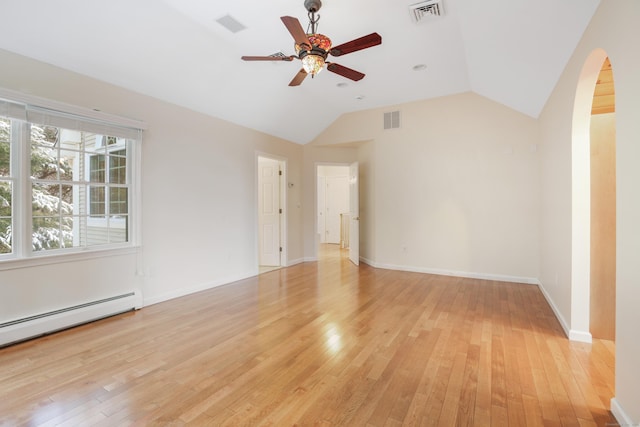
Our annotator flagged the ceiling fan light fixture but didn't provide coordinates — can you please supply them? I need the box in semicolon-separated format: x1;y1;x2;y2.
241;1;381;86
302;54;325;75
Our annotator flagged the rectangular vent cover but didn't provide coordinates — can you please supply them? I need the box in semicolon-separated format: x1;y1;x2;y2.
216;14;247;33
409;0;444;23
384;111;400;130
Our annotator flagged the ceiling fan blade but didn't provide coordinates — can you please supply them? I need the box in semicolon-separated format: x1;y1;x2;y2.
241;55;294;61
327;63;365;82
329;33;382;57
289;69;308;86
281;16;312;49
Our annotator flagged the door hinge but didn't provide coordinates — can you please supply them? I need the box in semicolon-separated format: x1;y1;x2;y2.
279;170;282;176
279;247;283;252
279;208;282;214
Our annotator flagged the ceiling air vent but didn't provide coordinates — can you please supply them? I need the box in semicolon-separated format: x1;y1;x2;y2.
384;111;400;130
409;0;444;23
216;14;247;33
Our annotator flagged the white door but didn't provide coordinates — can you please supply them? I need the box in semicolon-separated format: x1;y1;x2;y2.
258;157;280;266
349;162;359;266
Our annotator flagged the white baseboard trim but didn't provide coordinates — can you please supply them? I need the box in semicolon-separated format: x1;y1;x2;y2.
361;259;540;285
286;257;305;266
143;271;255;307
360;257;375;267
303;257;318;263
537;281;571;339
568;329;592;343
611;397;635;426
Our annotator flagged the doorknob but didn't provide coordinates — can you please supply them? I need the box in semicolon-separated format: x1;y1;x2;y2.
353;216;360;220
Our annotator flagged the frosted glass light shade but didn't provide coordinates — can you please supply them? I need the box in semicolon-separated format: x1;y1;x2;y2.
302;55;325;75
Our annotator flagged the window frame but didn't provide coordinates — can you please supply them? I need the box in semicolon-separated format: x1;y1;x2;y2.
0;89;144;268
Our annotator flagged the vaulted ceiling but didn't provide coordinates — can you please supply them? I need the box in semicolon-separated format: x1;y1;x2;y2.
0;0;600;144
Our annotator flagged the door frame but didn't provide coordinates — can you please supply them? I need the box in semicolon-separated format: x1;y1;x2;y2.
315;162;357;261
256;153;288;268
570;48;614;343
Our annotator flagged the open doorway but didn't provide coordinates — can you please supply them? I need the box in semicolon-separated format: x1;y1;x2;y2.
257;155;286;274
316;163;359;264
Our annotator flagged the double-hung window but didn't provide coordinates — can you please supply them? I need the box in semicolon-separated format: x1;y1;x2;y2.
0;94;142;261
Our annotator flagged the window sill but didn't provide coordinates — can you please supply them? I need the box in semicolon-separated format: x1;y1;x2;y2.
0;245;140;272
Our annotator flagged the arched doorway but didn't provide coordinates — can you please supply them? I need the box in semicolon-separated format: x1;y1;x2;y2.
571;48;616;341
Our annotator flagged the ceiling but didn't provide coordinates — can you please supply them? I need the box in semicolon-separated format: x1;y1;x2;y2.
0;0;600;144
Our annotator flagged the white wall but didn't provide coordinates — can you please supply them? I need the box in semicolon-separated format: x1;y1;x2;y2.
312;93;541;282
539;0;640;422
0;48;304;323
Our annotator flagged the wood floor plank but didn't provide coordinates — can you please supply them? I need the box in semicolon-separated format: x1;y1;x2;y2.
0;245;618;426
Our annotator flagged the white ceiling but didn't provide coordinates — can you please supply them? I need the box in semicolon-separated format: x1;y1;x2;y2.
0;0;600;144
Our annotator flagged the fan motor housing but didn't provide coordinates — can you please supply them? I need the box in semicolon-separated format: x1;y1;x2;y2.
304;0;322;13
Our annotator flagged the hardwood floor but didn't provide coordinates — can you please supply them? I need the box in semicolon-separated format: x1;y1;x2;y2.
0;245;616;426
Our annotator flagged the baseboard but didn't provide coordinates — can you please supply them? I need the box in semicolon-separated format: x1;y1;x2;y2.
286;257;305;266
362;260;540;285
303;256;318;263
537;281;571;338
360;257;375;267
568;329;592;343
143;271;255;307
611;397;635;426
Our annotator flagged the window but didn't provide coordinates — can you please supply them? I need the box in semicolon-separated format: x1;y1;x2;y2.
0;95;142;261
88;147;127;216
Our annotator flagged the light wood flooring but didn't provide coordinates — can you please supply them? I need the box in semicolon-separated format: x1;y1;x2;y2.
0;245;616;426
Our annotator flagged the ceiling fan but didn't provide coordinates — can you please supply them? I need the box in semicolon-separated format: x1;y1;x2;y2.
241;0;382;86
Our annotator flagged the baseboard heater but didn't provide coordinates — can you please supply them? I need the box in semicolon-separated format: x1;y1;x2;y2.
0;290;142;348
